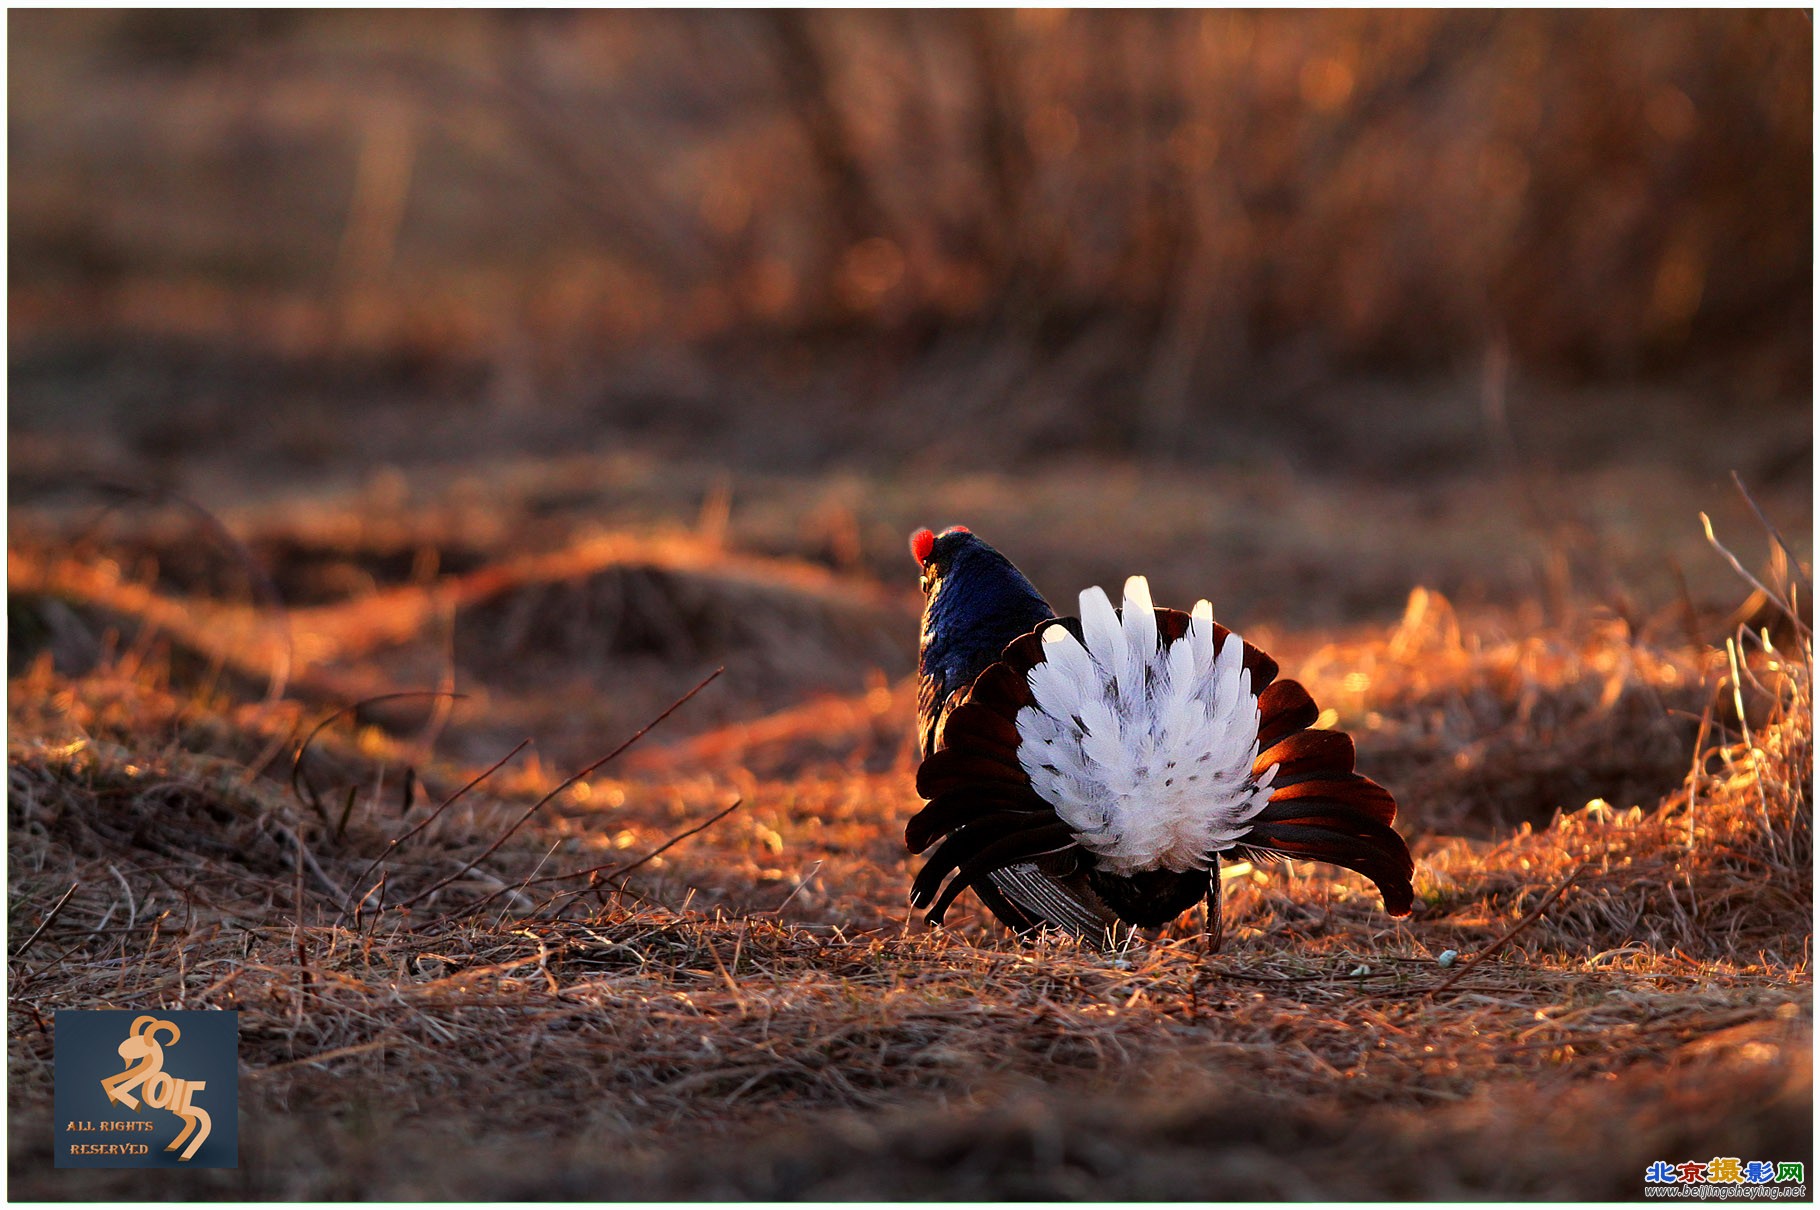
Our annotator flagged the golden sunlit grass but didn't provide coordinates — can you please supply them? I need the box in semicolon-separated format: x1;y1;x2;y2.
6;487;1809;1198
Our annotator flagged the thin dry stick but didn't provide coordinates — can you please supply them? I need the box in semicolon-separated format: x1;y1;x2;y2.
1702;513;1804;637
290;691;470;812
1430;860;1591;997
245;713;306;786
293;842;312;1005
272;821;349;904
703;932;747;1013
13;882;80;959
247;1034;400;1081
1731;471;1812;596
598;798;746;892
105;863;137;933
19;934;104;986
387;667;724;916
490;839;565;929
415;596;463;759
336;739;533;924
452;797;746;926
774;860;824;915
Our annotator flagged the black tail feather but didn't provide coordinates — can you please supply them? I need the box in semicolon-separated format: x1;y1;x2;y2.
915;746;1027;799
925;822;1078;924
910;815;1041;908
905;789;1048;854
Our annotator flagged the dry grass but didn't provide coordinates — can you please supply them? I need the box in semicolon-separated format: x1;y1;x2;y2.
6;478;1810;1199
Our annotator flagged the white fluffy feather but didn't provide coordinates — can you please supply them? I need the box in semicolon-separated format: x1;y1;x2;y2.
1016;577;1278;875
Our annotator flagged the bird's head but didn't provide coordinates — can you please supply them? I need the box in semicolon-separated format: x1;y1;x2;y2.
909;525;977;596
908;525;1052;655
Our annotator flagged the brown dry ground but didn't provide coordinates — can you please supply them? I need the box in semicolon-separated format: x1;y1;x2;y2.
6;448;1813;1200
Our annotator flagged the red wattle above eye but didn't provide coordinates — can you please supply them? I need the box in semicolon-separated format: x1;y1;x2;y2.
910;528;935;563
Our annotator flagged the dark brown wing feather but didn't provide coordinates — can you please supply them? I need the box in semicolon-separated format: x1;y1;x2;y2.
1237;637;1279;691
938;700;1022;755
1256;679;1321;750
1239;818;1415;916
1257;729;1356;785
1163;615;1417;916
968;661;1038;712
1244;682;1413;914
906;790;1048;854
915;747;1028;798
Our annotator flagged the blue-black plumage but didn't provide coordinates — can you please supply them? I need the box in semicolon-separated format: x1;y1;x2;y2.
912;527;1053;760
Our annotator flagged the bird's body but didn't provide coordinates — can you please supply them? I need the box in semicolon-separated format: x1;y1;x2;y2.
908;526;1414;944
913;526;1052;760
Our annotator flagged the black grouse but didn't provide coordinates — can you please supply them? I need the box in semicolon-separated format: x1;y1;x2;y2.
908;525;1414;946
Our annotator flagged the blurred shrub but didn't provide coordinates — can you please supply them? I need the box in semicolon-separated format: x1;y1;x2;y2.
9;10;1811;430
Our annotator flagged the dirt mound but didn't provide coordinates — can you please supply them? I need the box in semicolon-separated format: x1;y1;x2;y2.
9;520;921;767
453;559;910;692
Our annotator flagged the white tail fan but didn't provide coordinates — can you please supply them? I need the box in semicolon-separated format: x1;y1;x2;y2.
1015;576;1278;875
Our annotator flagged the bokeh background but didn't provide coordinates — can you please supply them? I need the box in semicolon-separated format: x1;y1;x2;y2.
10;9;1810;477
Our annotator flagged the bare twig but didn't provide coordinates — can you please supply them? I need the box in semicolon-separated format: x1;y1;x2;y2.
1703;512;1808;639
336;739;532;924
1731;471;1812;596
600;798;746;893
1430;861;1591;997
387;667;724;917
774;860;824;915
272;821;350;904
105;864;138;933
12;882;80;959
449;797;746;927
293;842;312;1004
290;691;469;814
